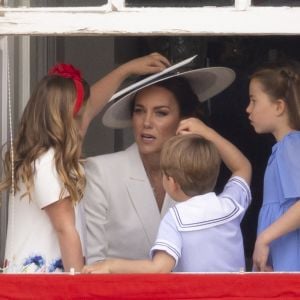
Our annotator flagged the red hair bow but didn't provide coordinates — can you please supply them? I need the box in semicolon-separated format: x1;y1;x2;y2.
48;63;84;116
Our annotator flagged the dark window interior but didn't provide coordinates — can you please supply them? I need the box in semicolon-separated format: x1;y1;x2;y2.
126;0;233;7
9;0;300;7
252;0;300;6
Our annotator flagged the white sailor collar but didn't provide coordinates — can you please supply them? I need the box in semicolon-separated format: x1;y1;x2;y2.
170;192;244;232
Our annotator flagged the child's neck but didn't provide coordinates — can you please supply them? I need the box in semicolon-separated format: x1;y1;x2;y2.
172;191;191;203
273;125;295;141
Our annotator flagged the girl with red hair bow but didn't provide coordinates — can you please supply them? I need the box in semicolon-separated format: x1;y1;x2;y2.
0;53;169;273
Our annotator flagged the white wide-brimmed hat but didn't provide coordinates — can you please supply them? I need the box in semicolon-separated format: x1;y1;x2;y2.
102;56;235;129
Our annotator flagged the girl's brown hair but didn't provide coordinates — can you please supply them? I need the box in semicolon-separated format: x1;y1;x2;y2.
0;75;90;203
250;60;300;130
160;134;221;197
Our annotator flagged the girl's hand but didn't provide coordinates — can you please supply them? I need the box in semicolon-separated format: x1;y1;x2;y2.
81;261;111;274
252;235;273;272
176;118;212;139
119;52;170;77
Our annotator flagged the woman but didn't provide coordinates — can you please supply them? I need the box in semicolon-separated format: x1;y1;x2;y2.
83;65;236;264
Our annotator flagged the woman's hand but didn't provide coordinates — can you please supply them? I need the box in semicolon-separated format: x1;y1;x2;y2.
252;234;273;272
119;52;170;77
81;261;111;274
81;52;170;137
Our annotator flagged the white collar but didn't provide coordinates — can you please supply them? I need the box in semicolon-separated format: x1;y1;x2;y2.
170;192;244;232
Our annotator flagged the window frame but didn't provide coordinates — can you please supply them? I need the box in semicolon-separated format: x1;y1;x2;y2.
1;0;300;268
1;0;300;35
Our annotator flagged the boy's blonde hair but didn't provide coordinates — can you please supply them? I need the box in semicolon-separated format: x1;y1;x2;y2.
0;74;90;203
160;134;221;197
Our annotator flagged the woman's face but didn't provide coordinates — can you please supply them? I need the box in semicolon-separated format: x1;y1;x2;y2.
246;79;279;135
132;85;181;156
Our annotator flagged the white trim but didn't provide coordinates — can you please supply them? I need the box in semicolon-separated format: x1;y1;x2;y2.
0;36;8;147
0;6;110;12
1;7;300;35
0;36;8;265
235;0;251;10
110;0;124;11
18;36;30;116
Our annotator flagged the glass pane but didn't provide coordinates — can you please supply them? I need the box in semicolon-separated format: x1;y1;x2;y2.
252;0;300;6
5;0;107;7
126;0;233;7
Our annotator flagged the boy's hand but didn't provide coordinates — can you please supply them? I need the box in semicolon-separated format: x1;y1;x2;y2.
81;260;111;274
177;118;212;139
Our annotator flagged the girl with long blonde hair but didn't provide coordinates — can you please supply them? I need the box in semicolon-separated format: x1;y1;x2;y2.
0;53;170;273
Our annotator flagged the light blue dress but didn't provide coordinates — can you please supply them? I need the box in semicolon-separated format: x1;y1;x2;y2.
257;131;300;271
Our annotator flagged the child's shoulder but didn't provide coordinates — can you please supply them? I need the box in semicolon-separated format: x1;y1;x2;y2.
35;148;55;168
276;131;300;160
221;176;250;194
170;191;245;232
218;176;251;209
273;131;300;178
279;131;300;149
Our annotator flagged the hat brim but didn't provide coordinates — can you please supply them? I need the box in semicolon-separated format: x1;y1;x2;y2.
102;67;235;129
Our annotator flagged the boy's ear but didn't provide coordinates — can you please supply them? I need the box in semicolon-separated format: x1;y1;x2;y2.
168;176;180;191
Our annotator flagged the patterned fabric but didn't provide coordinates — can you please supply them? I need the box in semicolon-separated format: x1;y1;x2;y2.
8;255;64;273
4;149;69;273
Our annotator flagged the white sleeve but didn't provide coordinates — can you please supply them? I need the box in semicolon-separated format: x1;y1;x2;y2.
150;211;182;268
219;176;252;210
32;150;69;209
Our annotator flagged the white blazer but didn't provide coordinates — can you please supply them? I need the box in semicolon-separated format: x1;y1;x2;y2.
83;143;175;264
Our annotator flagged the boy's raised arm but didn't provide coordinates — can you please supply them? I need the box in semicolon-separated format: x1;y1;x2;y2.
177;118;252;185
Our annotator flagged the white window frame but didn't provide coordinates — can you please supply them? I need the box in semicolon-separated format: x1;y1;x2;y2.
0;36;8;145
1;0;300;35
0;33;30;265
0;36;8;265
1;0;300;265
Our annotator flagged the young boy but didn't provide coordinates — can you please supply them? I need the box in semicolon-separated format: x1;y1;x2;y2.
82;118;252;273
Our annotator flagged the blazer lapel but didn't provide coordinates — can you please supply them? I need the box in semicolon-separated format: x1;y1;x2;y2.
124;144;162;244
126;179;161;244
